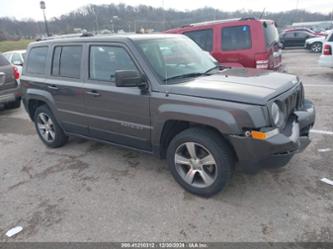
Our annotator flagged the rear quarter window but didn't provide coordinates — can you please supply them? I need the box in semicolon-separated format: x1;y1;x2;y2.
222;25;251;51
264;22;279;46
26;46;48;74
0;54;10;66
183;29;213;52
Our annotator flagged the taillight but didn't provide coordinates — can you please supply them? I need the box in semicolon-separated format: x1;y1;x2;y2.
12;66;20;80
255;53;269;69
323;44;332;56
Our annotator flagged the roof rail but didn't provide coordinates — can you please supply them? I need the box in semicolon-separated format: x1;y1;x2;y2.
185;17;259;27
187;18;241;27
36;31;94;41
239;17;257;21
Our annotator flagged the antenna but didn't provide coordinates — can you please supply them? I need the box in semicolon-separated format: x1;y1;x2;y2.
259;8;266;19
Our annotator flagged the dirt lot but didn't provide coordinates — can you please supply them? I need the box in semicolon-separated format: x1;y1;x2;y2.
0;49;332;242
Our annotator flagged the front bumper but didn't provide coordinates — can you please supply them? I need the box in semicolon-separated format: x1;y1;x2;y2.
228;99;315;173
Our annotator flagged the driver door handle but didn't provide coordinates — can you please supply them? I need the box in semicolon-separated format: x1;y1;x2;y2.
86;90;101;97
48;84;58;90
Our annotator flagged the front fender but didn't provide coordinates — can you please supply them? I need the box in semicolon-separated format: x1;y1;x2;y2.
159;103;240;132
151;102;242;148
150;93;270;150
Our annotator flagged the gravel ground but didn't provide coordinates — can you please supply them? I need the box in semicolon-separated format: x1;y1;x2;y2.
0;49;332;242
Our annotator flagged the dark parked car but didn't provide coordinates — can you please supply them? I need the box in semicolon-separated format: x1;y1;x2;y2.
280;30;317;48
283;27;327;37
0;53;21;109
21;34;315;197
166;18;282;70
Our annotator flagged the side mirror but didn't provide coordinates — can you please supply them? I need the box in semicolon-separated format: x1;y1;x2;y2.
115;70;145;88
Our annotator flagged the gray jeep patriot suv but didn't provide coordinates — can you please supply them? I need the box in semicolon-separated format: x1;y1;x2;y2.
21;34;315;197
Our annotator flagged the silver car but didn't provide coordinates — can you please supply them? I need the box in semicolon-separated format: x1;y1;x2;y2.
3;50;26;82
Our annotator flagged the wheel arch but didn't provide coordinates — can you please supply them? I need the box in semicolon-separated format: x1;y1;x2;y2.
156;119;238;162
24;89;57;121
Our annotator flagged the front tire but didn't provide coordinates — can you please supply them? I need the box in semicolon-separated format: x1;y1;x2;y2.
167;128;235;197
33;105;68;148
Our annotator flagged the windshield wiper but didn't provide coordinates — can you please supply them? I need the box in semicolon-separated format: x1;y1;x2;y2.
164;72;204;82
203;65;220;75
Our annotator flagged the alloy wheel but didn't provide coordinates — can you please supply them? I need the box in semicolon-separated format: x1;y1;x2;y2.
174;142;218;188
37;112;56;142
311;43;322;53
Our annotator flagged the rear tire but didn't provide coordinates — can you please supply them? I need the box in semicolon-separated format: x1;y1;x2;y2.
167;127;235;197
310;42;322;53
33;105;68;148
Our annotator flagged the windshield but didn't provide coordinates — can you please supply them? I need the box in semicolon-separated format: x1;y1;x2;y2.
134;36;217;83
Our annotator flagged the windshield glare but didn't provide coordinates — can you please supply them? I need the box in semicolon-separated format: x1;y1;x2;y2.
135;36;217;82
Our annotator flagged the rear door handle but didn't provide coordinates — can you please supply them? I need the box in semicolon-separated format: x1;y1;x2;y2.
86;90;101;97
48;84;58;90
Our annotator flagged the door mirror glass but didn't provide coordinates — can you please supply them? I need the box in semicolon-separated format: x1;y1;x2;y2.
115;70;145;87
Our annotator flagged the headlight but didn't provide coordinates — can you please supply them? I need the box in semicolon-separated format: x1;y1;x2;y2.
271;102;283;127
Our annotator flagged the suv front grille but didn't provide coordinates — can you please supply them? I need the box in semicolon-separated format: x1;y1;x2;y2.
284;83;304;117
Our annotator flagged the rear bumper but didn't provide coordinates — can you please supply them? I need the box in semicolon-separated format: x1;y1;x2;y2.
319;55;333;68
0;87;20;105
228;99;315;173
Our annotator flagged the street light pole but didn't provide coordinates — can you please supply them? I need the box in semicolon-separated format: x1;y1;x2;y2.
40;1;50;36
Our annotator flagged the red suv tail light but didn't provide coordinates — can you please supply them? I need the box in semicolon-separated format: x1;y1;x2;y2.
323;44;332;56
255;53;269;69
12;66;20;80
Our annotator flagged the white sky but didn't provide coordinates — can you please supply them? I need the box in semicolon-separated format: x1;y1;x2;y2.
0;0;332;20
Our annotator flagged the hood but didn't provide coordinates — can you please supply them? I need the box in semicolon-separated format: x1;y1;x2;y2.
164;68;299;105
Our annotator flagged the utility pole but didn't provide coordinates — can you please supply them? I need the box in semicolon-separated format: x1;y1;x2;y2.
162;0;166;30
39;1;50;36
295;0;300;10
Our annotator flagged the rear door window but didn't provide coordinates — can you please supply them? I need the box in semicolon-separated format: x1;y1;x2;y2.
222;25;251;51
26;47;48;74
52;45;82;79
89;45;138;82
2;53;11;62
295;31;309;39
283;32;295;38
183;29;213;52
0;54;10;66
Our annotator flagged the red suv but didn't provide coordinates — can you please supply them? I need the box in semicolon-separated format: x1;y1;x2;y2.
166;18;282;70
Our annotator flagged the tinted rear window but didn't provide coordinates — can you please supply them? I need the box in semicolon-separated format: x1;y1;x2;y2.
52;46;82;79
183;29;213;52
264;22;279;46
0;54;10;66
27;47;48;74
222;25;251;51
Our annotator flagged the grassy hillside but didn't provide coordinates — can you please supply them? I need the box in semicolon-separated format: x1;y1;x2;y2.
0;39;33;52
